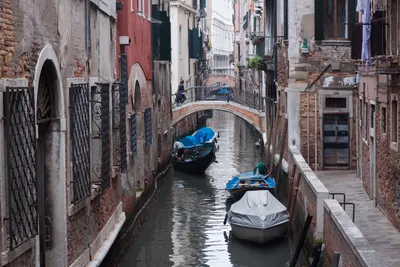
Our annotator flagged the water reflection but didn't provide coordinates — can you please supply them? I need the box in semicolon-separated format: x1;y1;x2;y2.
122;111;290;267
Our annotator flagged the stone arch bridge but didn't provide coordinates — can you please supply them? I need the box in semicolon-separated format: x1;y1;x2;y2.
203;74;235;87
172;83;266;135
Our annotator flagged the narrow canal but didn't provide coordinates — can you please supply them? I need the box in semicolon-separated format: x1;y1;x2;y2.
121;111;292;267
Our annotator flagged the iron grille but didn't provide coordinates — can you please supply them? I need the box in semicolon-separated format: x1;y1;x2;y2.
129;114;137;157
144;108;153;147
5;86;38;249
91;84;111;190
101;84;111;190
120;55;128;171
70;83;91;204
112;83;121;167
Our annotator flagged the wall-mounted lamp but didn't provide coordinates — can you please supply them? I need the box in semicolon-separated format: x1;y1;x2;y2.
301;38;309;54
116;2;124;11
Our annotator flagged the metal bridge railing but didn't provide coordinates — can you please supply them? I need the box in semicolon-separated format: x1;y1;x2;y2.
172;86;265;112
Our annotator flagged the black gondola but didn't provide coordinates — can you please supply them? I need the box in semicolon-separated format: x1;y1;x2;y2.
172;146;215;174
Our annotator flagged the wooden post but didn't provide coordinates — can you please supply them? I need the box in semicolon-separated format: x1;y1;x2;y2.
269;99;281;176
275;119;288;188
287;164;297;208
265;118;273;167
288;172;302;228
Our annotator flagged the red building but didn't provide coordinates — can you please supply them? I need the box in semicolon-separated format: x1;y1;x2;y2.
116;1;173;217
117;1;152;80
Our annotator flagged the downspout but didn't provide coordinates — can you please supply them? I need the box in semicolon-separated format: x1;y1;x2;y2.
307;90;310;163
273;0;277;83
315;90;318;171
374;94;378;205
356;85;359;177
85;0;92;81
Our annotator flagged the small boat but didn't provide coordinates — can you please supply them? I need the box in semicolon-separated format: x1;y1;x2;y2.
172;136;216;174
227;190;289;244
225;172;276;200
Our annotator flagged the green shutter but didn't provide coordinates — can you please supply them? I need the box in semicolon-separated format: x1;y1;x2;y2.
347;0;356;40
200;0;206;9
256;39;265;57
315;0;324;40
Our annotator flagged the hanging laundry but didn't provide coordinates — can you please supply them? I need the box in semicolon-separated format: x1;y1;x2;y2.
356;0;367;12
361;0;371;71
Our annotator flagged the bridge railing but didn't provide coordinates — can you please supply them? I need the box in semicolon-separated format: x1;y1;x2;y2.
172;86;265;112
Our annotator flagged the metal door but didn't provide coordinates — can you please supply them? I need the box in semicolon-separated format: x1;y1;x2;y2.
323;114;349;167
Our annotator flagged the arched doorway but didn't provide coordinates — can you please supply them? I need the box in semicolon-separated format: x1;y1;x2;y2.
35;56;66;266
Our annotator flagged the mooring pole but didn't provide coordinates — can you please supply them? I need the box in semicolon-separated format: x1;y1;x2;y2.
289;215;313;267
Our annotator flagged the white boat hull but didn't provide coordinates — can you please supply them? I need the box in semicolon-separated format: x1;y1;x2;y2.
229;220;288;245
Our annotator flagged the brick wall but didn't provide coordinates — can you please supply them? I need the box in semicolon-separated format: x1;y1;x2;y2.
299;92;321;170
288;146;329;253
359;72;400;230
323;204;363;267
323;200;381;267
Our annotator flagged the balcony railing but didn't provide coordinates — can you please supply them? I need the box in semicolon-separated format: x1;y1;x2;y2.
172;86;265;112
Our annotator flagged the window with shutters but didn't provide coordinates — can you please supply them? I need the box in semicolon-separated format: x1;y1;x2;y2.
391;95;398;144
391;0;398;55
315;0;356;40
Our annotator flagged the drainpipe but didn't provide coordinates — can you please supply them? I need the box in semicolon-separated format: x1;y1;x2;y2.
273;0;277;84
315;90;318;171
356;86;359;177
85;0;92;81
374;94;378;204
307;90;310;163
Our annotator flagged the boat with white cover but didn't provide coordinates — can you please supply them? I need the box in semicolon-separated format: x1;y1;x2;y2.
227;190;289;244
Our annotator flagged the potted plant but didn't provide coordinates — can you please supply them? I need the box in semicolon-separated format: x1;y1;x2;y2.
249;56;265;71
250;33;265;46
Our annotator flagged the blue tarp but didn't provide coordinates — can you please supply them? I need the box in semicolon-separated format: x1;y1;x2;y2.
192;127;216;143
179;136;202;148
225;172;276;191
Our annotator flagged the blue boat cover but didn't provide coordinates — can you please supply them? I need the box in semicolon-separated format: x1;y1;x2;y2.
179;136;202;148
192;127;216;143
225;172;276;190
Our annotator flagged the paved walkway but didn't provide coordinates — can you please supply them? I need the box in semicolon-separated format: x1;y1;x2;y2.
316;170;400;267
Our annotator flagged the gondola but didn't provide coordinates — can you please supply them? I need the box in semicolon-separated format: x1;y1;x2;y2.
172;136;216;174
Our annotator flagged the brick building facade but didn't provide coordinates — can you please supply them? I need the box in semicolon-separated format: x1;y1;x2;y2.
0;0;173;266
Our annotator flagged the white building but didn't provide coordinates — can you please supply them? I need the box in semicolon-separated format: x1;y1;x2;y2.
210;0;234;76
170;0;197;95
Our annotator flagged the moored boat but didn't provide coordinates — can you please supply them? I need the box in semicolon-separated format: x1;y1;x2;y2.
225;172;276;200
192;126;218;147
172;136;216;174
227;190;289;245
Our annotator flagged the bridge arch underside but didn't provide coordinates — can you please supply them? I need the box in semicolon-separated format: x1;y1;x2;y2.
204;75;235;88
172;103;265;135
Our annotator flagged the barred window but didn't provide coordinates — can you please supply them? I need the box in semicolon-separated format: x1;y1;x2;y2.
69;83;91;203
90;83;111;191
144;108;153;147
130;114;137;157
4;86;38;249
120;55;128;170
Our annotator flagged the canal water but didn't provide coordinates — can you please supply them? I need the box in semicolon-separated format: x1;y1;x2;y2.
121;112;292;267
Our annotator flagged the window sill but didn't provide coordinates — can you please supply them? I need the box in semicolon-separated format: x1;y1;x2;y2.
68;184;101;217
1;237;35;266
317;40;351;47
390;142;398;152
362;138;368;146
369;128;375;137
